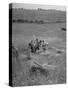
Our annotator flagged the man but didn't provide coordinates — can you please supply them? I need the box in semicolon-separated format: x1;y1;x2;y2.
42;40;48;51
28;36;39;53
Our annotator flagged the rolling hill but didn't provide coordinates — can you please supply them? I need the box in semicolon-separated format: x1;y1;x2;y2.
12;8;66;23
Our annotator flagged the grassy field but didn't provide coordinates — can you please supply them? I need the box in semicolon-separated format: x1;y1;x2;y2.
12;22;66;86
12;23;66;46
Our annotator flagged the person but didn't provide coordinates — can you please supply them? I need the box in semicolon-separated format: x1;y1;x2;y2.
35;38;39;51
42;40;48;51
42;40;46;51
28;40;34;53
28;39;36;53
28;36;39;53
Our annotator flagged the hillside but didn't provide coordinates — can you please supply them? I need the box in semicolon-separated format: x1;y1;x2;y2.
12;8;66;23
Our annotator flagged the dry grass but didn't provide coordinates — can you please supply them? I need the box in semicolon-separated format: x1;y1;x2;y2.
12;43;66;86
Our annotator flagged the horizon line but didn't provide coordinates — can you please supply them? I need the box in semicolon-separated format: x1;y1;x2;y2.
11;3;66;11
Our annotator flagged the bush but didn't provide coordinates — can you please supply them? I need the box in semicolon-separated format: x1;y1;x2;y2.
61;28;66;31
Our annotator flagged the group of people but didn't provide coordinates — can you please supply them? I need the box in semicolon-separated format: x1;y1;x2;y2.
28;36;48;54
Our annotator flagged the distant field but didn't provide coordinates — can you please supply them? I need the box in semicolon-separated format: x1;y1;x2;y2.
12;23;66;47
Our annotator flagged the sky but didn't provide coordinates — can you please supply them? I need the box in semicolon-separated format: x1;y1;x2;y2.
12;3;66;11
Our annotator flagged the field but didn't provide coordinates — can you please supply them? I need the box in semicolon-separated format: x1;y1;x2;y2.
12;22;66;86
